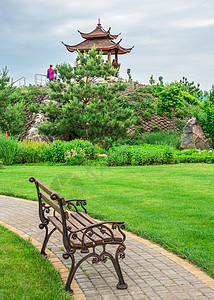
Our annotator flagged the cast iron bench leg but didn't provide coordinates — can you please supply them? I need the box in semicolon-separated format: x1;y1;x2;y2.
39;224;56;256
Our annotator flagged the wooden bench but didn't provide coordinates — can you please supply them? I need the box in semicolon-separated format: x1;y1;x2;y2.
29;177;128;294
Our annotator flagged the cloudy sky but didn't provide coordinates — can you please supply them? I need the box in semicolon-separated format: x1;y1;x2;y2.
1;0;214;90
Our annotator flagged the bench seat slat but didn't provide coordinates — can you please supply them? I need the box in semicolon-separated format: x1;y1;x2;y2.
48;216;93;248
70;212;122;242
69;212;111;242
78;212;122;241
67;214;103;244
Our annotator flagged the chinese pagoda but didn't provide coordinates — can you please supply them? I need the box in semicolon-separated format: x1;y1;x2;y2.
62;19;133;68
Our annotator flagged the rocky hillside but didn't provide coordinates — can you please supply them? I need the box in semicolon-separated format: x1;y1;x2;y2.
23;83;194;141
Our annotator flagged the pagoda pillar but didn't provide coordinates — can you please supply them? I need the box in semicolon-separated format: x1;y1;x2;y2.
107;50;111;62
115;49;118;63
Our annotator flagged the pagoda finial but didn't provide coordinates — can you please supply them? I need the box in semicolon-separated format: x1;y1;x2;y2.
97;18;101;28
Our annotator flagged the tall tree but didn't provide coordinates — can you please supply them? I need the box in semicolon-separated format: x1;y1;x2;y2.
0;67;26;136
38;47;136;142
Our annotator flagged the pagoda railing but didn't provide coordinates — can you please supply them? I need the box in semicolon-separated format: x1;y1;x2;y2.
35;74;47;86
12;76;26;87
112;63;121;70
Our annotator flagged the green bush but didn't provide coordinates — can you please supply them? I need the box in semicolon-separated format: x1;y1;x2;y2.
181;91;202;107
130;87;155;111
153;84;183;114
175;108;184;119
151;126;161;133
142;130;182;149
20;140;49;163
133;116;142;125
142;108;153;120
175;149;214;163
0;135;21;165
194;102;214;142
136;126;144;134
142;111;151;120
107;144;175;166
42;140;65;162
65;152;85;165
136;86;153;93
113;138;144;146
42;139;99;163
67;139;99;159
174;118;188;131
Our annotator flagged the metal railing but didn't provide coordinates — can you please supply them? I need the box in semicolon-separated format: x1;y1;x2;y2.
35;74;47;86
12;76;26;87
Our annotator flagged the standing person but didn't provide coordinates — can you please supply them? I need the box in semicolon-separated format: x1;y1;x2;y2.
54;64;59;81
47;64;54;81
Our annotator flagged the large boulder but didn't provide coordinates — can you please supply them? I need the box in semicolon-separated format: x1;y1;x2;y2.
25;113;53;143
181;117;213;149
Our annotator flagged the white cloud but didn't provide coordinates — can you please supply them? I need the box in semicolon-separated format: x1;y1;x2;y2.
1;0;214;90
174;18;214;29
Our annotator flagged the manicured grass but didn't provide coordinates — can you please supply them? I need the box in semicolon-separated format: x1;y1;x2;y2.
0;225;72;300
0;164;214;278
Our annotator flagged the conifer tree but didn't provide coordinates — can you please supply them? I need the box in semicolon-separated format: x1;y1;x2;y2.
39;47;136;143
0;67;26;136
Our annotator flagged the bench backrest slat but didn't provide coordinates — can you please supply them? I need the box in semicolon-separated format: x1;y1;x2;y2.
37;180;66;205
40;191;69;219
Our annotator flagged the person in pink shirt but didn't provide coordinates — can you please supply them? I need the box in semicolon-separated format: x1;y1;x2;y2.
47;64;55;81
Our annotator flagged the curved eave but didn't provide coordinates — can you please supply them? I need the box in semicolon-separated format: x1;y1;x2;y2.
78;29;120;40
62;41;134;55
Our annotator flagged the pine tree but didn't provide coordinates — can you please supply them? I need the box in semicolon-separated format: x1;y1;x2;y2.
38;47;136;143
0;67;26;136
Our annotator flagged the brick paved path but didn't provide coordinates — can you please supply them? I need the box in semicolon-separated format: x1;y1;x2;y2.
1;196;214;300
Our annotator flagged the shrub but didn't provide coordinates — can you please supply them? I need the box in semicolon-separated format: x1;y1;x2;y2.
137;86;153;93
142;111;151;120
20;140;49;163
133;116;142;125
66;139;99;159
1;102;27;137
64;151;85;165
113;138;144;146
194;102;214;142
182;100;204;119
175;149;214;163
136;126;144;134
181;91;202;107
175;108;184;119
142;130;182;149
0;135;21;165
107;144;175;166
153;84;183;114
42;139;99;163
130;88;155;111
42;140;65;162
142;108;153;121
174;119;188;131
151;126;161;133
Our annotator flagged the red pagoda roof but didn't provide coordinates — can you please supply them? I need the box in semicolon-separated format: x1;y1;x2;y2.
78;19;120;40
62;39;133;55
62;19;133;55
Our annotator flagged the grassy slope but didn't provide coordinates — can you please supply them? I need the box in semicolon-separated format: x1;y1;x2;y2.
0;164;214;277
0;225;72;300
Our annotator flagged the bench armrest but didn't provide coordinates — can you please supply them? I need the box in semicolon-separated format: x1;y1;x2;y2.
66;199;87;213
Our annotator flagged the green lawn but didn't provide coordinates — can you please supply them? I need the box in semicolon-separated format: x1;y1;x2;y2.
0;164;214;277
0;225;72;300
